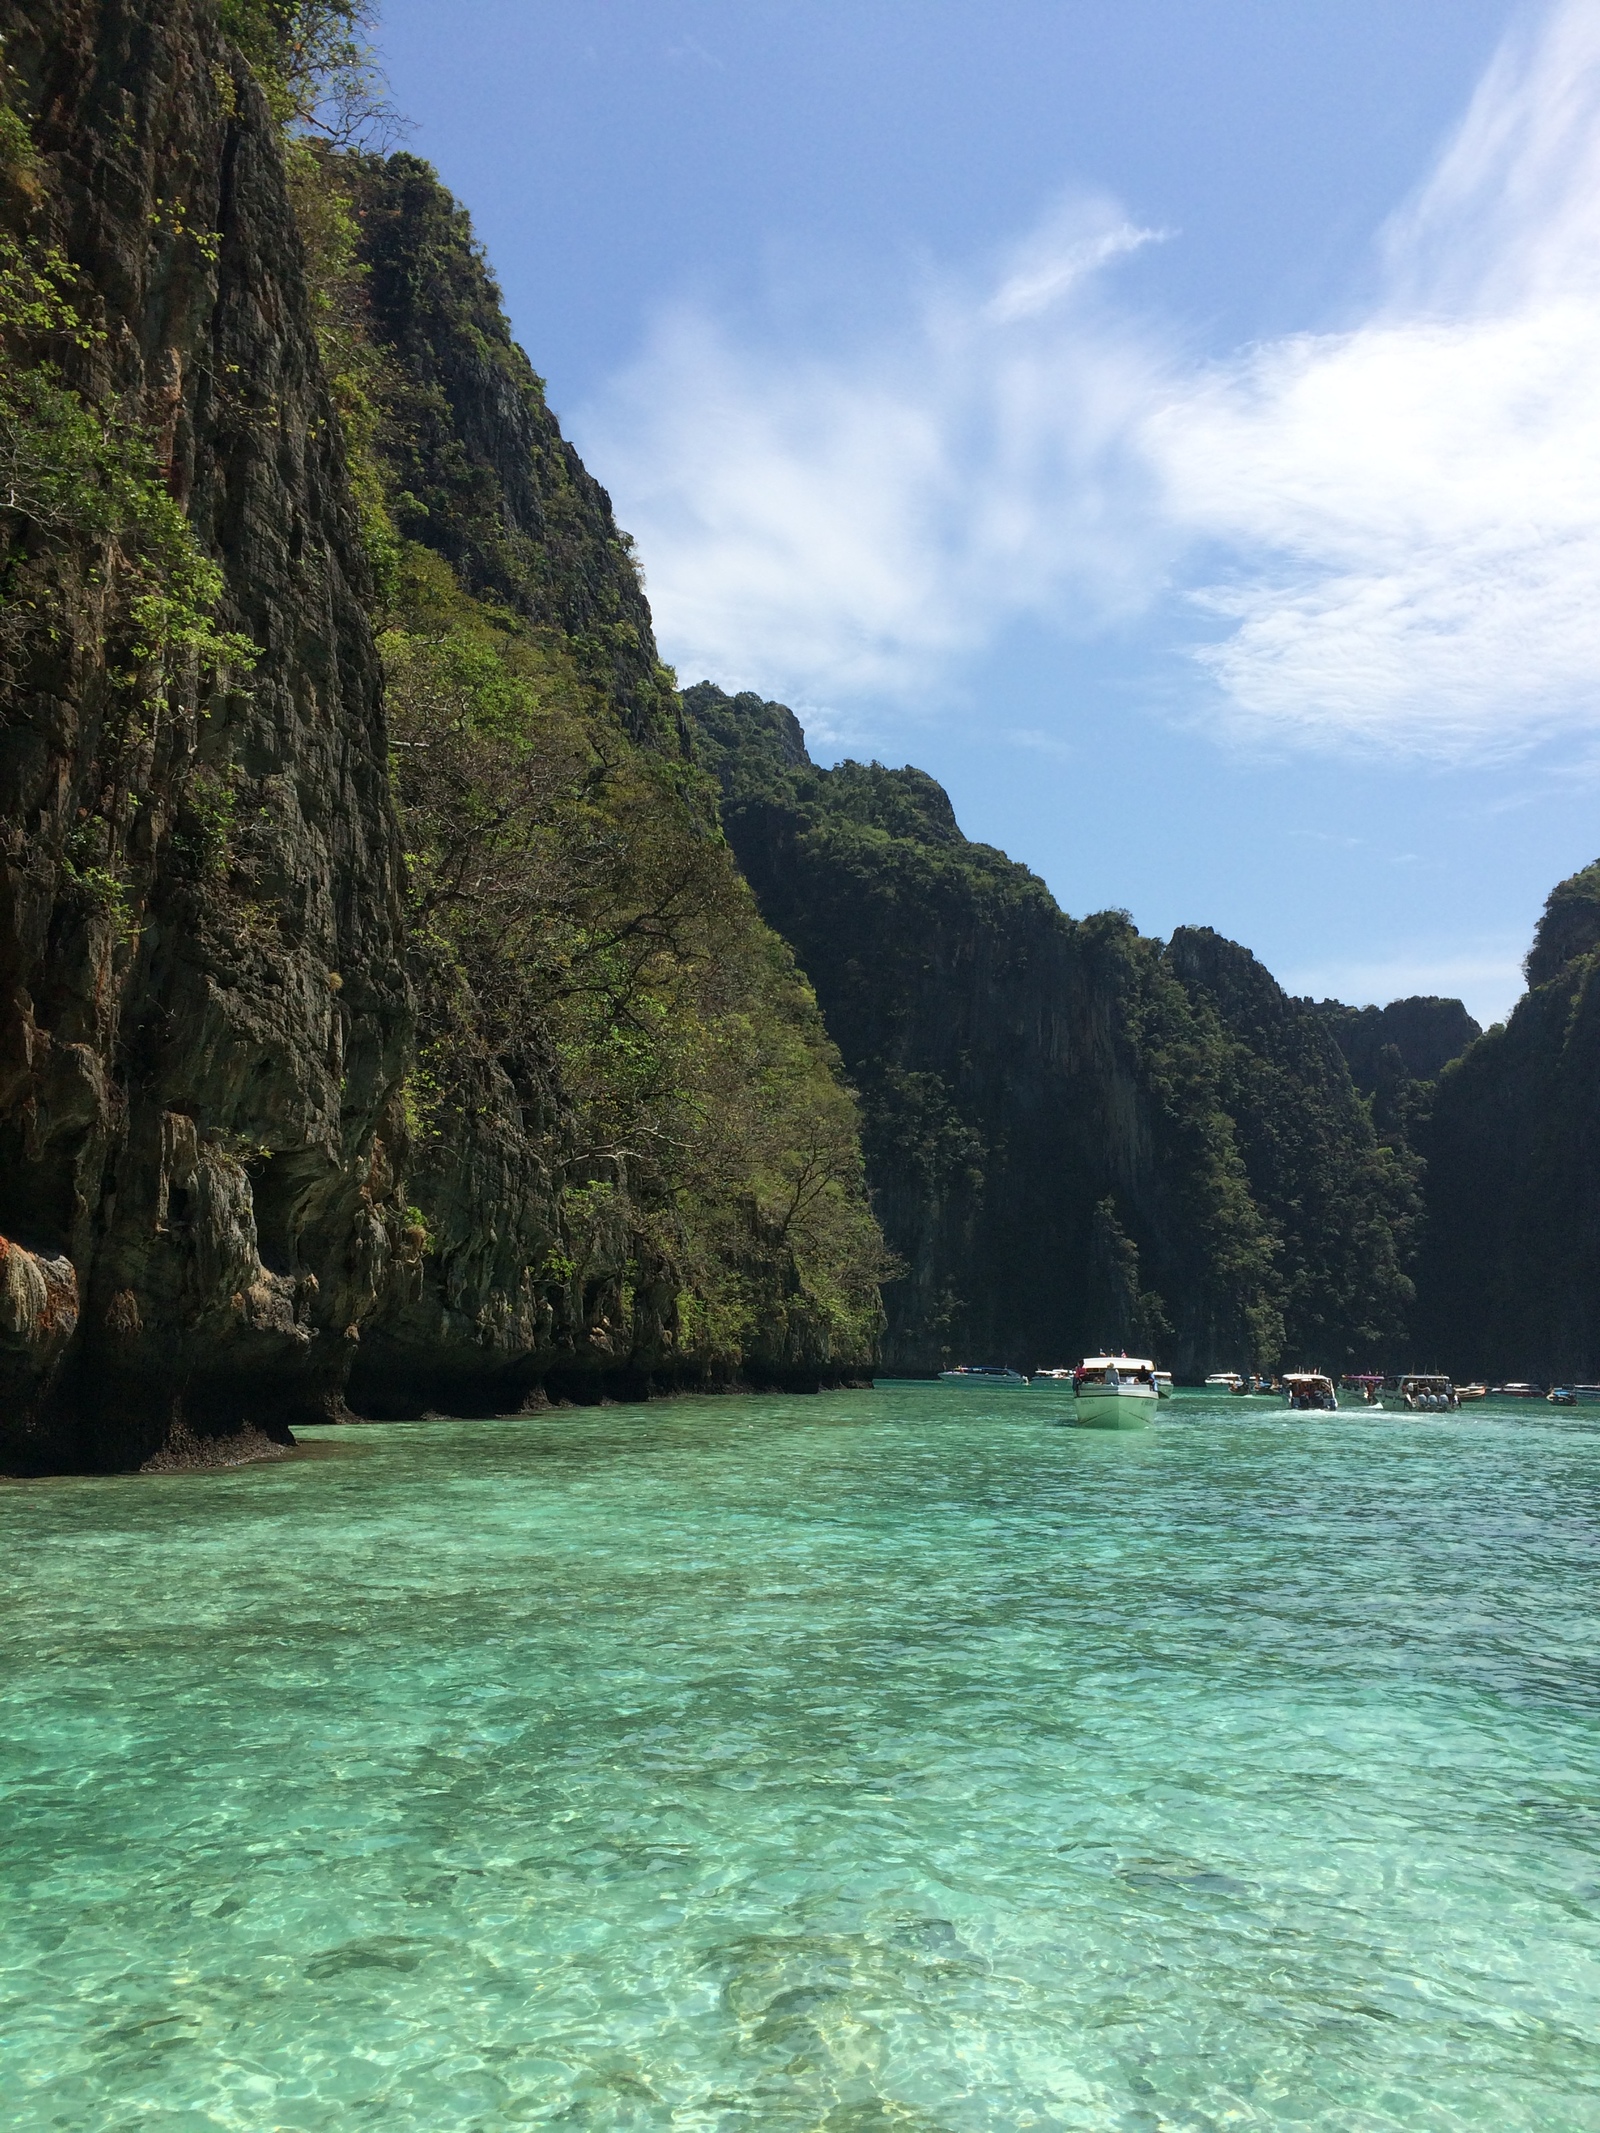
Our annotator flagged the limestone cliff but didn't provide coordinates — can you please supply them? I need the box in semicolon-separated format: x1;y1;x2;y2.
1164;929;1420;1364
351;152;679;749
339;157;883;1412
0;8;882;1468
0;0;412;1469
1415;860;1600;1380
684;685;1290;1376
685;684;1428;1377
1313;995;1481;1095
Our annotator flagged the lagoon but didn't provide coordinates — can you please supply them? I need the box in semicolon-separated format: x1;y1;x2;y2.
5;1386;1600;2128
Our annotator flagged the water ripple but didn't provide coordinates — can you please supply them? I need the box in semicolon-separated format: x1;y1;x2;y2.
4;1389;1600;2127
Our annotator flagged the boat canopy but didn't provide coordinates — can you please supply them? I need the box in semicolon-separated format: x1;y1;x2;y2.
1283;1372;1334;1389
1080;1356;1155;1372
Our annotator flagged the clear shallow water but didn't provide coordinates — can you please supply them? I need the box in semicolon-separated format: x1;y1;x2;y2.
5;1390;1600;2130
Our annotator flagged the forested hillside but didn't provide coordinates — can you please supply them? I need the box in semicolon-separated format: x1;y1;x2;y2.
329;150;886;1414
684;684;1425;1377
1414;860;1600;1379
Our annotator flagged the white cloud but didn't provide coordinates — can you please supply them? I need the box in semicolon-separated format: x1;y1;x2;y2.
1003;726;1077;762
984;203;1167;325
1151;0;1600;757
1151;304;1600;754
578;198;1168;701
579;0;1600;761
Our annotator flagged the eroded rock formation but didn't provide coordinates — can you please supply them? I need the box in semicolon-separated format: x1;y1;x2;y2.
0;8;882;1466
685;684;1427;1377
0;0;412;1468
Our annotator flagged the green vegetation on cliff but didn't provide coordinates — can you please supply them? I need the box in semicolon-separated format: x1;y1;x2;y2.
1306;994;1480;1154
321;155;886;1402
0;1;881;1472
686;684;1427;1377
0;0;419;1469
206;28;889;1399
1415;861;1600;1379
1165;929;1420;1362
0;59;254;713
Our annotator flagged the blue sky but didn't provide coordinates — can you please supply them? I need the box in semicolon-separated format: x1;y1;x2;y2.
373;0;1600;1024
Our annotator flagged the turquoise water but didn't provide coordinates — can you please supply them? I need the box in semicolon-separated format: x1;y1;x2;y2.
5;1389;1600;2130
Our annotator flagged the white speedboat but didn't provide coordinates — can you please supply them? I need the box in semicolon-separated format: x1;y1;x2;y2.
937;1364;1029;1386
1204;1372;1245;1395
1283;1371;1338;1412
1399;1374;1458;1413
1155;1371;1174;1401
1071;1356;1160;1428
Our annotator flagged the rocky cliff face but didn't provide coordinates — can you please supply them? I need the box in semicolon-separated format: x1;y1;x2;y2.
1164;929;1420;1364
0;10;881;1469
337;158;882;1413
684;685;1291;1376
1415;861;1600;1379
1313;995;1481;1093
350;153;681;751
685;684;1433;1377
0;0;412;1470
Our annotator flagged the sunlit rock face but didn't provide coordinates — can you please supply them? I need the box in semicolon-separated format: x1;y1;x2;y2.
0;0;411;1469
0;14;882;1468
335;157;883;1419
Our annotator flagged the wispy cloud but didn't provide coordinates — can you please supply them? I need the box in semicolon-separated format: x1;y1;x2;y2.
1004;725;1077;762
1155;0;1600;757
579;0;1600;763
984;204;1168;325
579;195;1165;702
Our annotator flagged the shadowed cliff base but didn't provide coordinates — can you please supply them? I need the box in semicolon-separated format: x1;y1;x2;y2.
346;1360;871;1422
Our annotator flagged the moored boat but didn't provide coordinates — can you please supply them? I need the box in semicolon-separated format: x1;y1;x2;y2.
1204;1372;1245;1395
937;1364;1029;1386
1071;1356;1160;1428
1491;1383;1543;1398
1399;1374;1458;1413
1283;1371;1338;1412
1548;1386;1578;1406
1456;1384;1487;1402
1155;1371;1174;1401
